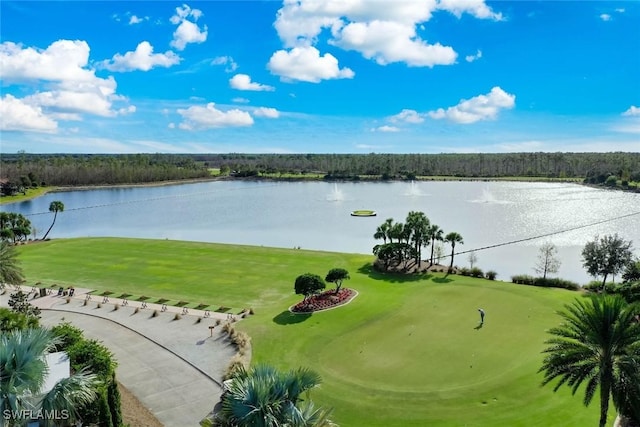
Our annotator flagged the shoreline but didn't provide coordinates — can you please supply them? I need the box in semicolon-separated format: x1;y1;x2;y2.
1;175;636;205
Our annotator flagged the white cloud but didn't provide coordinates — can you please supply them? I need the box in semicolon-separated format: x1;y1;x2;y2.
1;40;99;83
465;49;482;62
273;0;501;68
0;40;132;121
129;15;148;25
211;56;238;72
428;86;515;124
254;107;280;118
26;90;116;117
437;0;503;20
101;41;180;72
374;125;400;132
615;8;625;13
600;14;612;21
229;74;275;91
390;109;425;124
170;4;208;51
177;103;254;130
268;46;354;83
622;106;640;117
0;94;58;132
232;97;250;104
331;20;457;67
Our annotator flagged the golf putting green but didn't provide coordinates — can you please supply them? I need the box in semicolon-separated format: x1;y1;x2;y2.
16;238;599;426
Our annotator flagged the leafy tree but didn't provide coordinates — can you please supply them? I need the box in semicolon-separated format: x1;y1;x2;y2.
0;240;24;287
0;307;39;332
444;232;464;272
428;224;444;265
0;328;99;426
0;212;32;243
373;242;416;272
215;364;334;427
52;324;122;427
42;200;64;240
539;295;640;427
582;234;634;290
294;273;326;301
534;241;561;279
8;290;41;318
622;258;640;283
325;268;350;294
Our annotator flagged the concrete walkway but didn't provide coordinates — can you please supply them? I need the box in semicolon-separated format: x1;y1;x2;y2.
1;286;244;427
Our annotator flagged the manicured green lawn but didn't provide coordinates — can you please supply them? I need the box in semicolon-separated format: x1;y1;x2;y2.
0;187;54;205
16;238;599;426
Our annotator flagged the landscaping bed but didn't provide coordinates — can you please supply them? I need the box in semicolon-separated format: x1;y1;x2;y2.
291;288;357;313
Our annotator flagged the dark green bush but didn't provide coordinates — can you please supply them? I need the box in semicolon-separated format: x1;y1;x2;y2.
511;275;578;290
485;271;498;280
470;267;484;278
458;267;471;276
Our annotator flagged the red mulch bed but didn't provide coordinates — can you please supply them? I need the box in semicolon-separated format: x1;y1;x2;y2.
291;288;357;313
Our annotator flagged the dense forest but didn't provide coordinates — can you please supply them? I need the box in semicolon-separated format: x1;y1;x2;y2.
1;152;639;193
195;152;640;181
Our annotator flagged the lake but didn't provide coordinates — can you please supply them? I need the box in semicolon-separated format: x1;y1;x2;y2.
3;180;639;284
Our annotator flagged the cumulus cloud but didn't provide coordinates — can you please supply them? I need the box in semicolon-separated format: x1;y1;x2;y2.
211;55;238;72
230;74;275;91
622;106;640;116
253;107;280;118
268;46;354;83
177;103;254;130
390;109;425;124
0;39;133;123
465;49;482;62
170;4;208;50
428;86;515;124
101;41;180;72
332;20;456;67
374;125;400;132
272;0;501;69
2;40;99;83
0;94;58;132
600;14;612;21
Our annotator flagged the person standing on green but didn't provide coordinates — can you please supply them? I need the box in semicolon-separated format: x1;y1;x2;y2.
478;308;485;324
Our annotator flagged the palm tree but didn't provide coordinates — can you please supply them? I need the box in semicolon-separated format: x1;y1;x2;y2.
42;201;64;240
444;232;464;272
405;211;430;267
428;225;444;265
539;295;640;427
216;364;334;427
0;328;99;426
0;241;24;289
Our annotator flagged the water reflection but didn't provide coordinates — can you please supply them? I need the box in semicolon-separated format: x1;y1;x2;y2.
3;180;639;284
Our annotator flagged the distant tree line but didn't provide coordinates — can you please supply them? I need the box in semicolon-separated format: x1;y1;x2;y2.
2;152;639;190
195;152;640;181
0;153;210;192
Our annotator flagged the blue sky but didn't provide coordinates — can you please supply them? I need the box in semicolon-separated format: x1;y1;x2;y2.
1;0;638;154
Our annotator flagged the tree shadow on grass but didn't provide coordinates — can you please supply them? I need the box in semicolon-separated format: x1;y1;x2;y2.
433;276;453;284
273;310;312;325
357;263;432;283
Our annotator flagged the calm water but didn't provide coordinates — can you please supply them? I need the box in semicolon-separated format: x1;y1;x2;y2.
4;181;640;284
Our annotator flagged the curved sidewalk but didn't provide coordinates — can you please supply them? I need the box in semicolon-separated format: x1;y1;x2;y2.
1;287;241;427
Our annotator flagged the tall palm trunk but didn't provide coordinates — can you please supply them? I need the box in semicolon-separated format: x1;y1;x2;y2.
449;244;456;271
600;377;611;427
42;211;58;240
